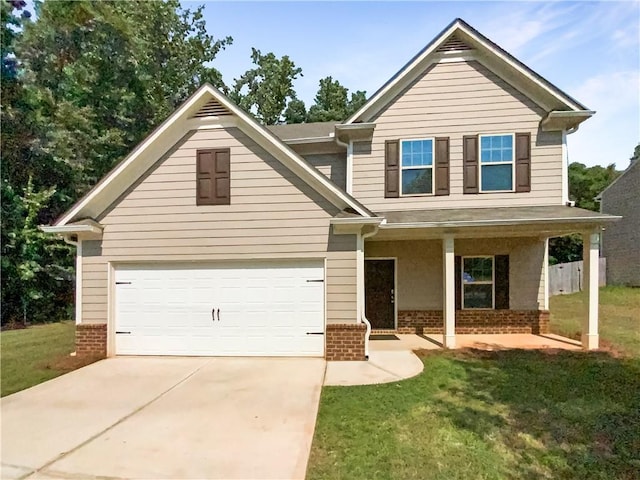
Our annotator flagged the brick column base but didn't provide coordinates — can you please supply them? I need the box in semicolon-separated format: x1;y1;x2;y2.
76;324;107;358
326;323;366;361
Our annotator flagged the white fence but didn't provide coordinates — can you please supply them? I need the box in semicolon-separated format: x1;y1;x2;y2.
548;258;607;296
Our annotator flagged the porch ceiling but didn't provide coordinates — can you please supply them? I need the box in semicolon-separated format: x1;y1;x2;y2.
370;205;620;241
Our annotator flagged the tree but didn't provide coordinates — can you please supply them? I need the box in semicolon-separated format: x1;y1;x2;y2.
306;76;367;123
16;0;232;193
549;161;622;265
568;162;620;212
230;48;302;125
629;143;640;166
284;97;307;124
1;0;232;324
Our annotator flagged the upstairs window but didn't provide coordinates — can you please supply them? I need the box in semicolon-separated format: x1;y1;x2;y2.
479;134;514;192
400;139;434;195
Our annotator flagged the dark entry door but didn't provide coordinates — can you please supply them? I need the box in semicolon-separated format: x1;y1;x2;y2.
365;259;395;329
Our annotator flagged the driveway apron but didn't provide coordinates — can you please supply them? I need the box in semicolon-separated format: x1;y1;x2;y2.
1;357;325;480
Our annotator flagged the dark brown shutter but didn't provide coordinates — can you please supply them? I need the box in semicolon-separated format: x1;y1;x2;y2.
385;140;400;198
196;148;230;205
463;135;479;194
434;137;450;196
515;132;531;192
455;255;462;310
494;255;510;309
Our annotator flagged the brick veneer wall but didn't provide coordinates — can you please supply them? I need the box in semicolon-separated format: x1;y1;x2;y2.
398;310;550;335
76;324;107;358
326;323;366;361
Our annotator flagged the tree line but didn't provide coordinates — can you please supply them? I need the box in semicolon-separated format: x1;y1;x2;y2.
0;0;632;325
0;0;368;325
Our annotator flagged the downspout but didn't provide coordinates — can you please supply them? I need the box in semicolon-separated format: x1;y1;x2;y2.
335;136;353;194
63;234;82;325
358;224;379;359
563;125;580;206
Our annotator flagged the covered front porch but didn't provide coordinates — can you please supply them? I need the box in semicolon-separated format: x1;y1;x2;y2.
333;205;620;352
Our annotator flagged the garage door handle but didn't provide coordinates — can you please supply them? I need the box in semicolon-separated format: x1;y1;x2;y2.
212;308;215;322
217;309;220;321
306;332;324;335
116;331;131;334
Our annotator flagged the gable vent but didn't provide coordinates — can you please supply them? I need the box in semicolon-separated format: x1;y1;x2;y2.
192;99;232;118
436;35;473;53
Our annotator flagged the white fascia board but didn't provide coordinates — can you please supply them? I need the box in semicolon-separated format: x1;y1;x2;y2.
56;86;212;226
207;85;373;217
40;224;103;240
344;23;459;124
379;215;621;230
345;20;587;124
330;217;385;225
56;84;372;225
456;23;585;112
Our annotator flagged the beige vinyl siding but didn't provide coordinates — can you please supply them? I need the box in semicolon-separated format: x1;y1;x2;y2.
366;237;545;310
303;153;347;191
81;127;357;326
353;60;563;211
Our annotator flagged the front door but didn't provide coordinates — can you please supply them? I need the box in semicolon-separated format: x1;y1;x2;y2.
365;259;395;329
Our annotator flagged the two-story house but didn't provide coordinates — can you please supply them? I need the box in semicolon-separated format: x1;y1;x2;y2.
43;19;618;361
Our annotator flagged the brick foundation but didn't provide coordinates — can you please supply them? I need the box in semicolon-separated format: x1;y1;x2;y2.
326;323;366;361
76;324;107;358
397;310;550;335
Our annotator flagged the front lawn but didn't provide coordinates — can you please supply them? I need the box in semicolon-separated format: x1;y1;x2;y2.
1;321;96;397
308;350;640;480
308;288;640;479
550;286;640;357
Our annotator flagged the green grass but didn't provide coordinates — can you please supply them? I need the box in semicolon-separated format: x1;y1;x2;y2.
550;286;640;357
308;287;640;479
0;321;93;397
308;350;640;480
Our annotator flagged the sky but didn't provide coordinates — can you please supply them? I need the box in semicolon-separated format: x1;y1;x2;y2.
184;0;640;169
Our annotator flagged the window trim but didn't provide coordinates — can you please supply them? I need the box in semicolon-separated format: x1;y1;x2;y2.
462;255;495;309
478;133;516;193
399;137;435;196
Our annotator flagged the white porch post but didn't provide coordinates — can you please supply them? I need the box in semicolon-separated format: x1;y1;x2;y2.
582;231;600;350
443;236;456;348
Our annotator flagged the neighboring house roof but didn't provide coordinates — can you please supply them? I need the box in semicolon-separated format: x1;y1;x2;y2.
595;160;639;201
375;205;620;228
53;84;372;227
344;18;593;125
267;122;338;142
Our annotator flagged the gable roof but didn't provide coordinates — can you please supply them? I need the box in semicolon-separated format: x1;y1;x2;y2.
54;84;372;226
345;18;593;124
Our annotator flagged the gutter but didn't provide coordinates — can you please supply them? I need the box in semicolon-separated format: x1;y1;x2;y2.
40;224;103;236
379;215;621;229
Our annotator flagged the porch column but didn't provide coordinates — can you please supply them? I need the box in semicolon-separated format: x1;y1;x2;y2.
582;231;600;350
442;236;456;348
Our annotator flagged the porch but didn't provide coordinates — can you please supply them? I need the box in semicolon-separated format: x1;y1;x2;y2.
332;205;620;353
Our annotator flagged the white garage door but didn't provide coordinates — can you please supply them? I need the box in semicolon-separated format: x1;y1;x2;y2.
114;261;325;357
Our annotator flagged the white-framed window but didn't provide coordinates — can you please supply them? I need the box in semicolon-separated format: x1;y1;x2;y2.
400;138;434;195
479;134;515;192
462;256;494;309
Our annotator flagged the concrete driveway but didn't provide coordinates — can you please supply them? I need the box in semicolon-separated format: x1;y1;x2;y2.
1;356;325;480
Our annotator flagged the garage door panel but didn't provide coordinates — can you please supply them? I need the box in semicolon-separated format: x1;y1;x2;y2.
115;262;324;357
